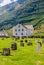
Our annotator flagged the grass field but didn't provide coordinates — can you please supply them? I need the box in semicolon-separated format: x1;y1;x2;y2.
0;38;44;65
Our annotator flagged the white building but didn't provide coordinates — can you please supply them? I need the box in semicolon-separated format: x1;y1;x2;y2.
0;30;8;36
13;24;34;37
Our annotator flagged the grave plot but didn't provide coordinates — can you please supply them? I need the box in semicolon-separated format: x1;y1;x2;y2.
2;48;10;56
0;37;44;65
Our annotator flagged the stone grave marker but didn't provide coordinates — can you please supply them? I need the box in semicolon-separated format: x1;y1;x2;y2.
11;43;17;50
2;48;10;56
20;43;24;47
36;42;42;53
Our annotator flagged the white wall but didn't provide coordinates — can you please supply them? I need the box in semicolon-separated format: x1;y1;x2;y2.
13;24;27;37
13;24;34;37
27;29;34;36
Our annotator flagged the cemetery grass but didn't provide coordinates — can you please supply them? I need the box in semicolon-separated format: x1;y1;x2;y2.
0;38;44;65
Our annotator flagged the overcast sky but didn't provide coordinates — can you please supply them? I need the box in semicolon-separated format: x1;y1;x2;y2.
0;0;17;7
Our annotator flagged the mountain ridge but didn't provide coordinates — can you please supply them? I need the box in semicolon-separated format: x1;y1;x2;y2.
0;0;44;30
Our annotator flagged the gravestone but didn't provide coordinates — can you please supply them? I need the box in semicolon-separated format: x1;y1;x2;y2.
38;42;42;47
0;52;2;55
15;37;20;40
25;40;28;43
2;38;4;40
20;43;24;47
27;42;32;46
20;40;23;43
21;37;24;39
11;43;17;50
2;48;10;56
36;42;42;53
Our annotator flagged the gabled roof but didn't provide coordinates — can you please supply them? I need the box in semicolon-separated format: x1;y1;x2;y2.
13;24;34;30
23;25;34;29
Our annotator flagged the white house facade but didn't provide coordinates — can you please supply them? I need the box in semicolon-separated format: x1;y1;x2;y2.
0;30;8;36
13;24;34;37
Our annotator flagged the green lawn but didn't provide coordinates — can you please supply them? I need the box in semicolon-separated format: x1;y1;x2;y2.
0;38;44;65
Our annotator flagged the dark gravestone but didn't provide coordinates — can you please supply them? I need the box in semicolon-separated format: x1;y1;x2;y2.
0;52;2;55
17;37;20;39
11;43;17;50
21;37;24;39
15;37;20;40
2;38;4;40
0;52;2;53
20;43;24;47
27;42;32;46
2;48;10;56
25;40;28;43
20;40;23;43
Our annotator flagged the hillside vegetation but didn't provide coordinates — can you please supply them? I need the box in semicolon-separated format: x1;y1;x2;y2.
0;0;44;30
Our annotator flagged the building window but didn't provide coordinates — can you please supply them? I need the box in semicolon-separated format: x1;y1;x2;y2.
22;29;24;31
16;33;17;35
18;29;20;31
15;29;17;31
21;33;23;35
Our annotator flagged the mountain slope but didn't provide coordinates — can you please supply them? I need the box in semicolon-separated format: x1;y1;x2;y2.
0;0;44;30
